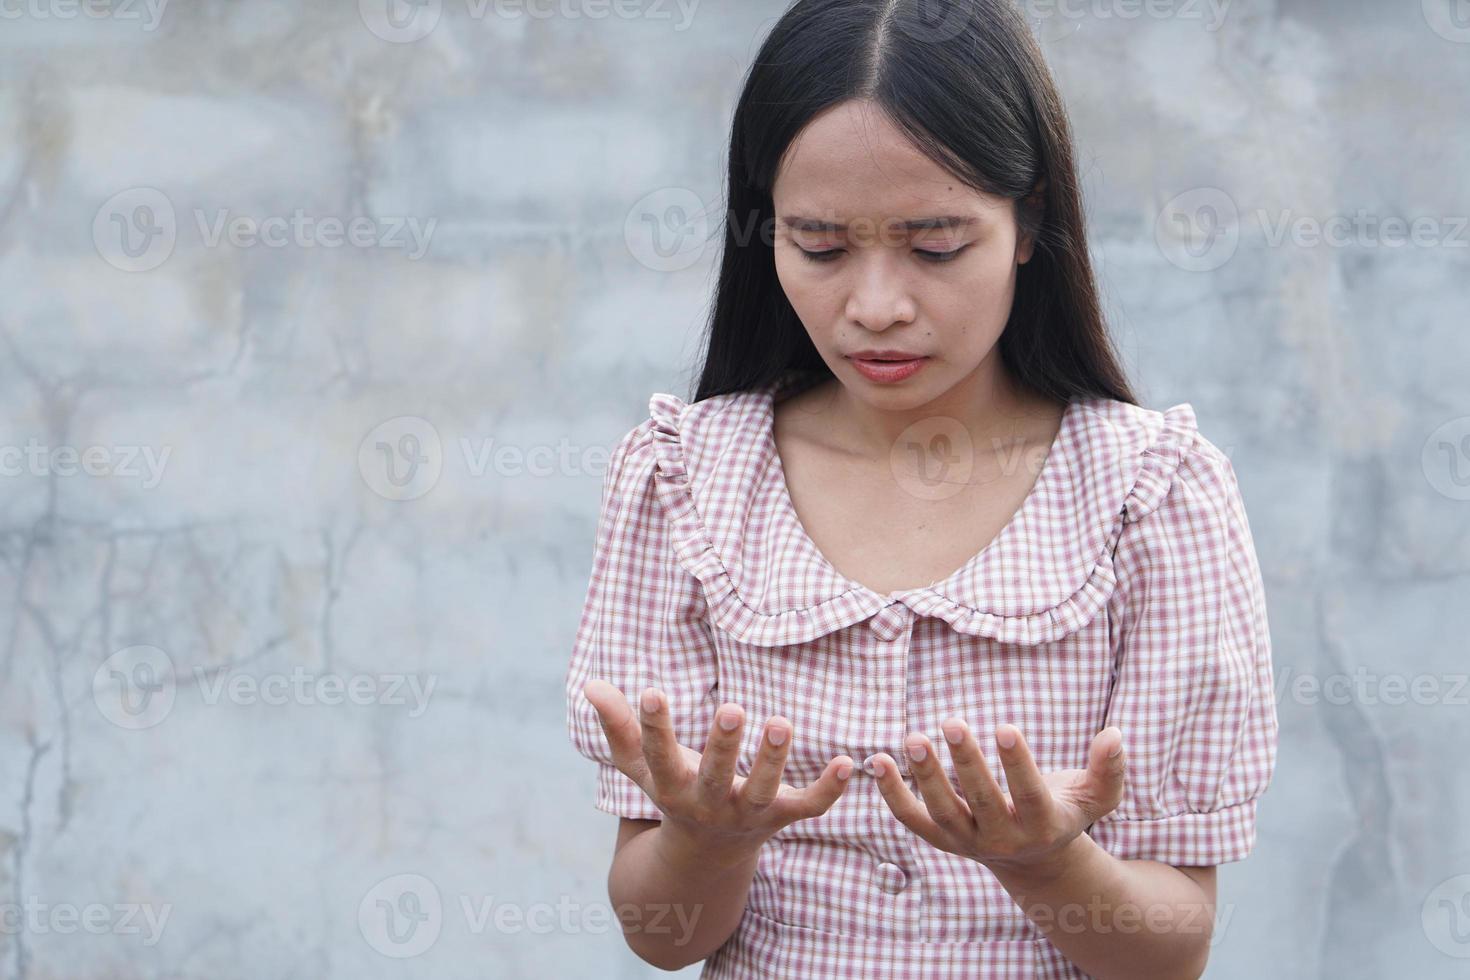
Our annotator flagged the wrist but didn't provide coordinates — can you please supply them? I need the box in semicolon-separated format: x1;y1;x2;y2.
985;832;1100;889
652;820;763;876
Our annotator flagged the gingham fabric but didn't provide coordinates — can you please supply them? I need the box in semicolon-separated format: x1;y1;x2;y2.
564;371;1279;979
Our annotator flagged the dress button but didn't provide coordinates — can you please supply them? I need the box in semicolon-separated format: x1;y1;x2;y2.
874;860;909;894
867;602;913;642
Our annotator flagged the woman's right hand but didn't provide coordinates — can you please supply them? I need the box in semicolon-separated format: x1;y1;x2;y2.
581;679;855;870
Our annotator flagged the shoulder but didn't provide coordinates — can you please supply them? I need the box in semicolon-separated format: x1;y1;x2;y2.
603;386;771;498
1091;397;1262;602
1066;395;1244;527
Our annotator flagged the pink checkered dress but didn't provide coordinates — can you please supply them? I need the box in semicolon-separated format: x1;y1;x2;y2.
564;371;1279;979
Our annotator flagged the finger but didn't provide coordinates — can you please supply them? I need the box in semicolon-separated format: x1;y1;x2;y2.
1080;725;1127;819
638;687;690;798
995;724;1053;829
695;702;745;806
738;716;792;810
939;717;1009;829
865;752;950;852
773;755;855;822
583;680;654;790
902;733;973;835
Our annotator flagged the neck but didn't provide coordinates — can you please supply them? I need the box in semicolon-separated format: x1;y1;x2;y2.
829;351;1049;459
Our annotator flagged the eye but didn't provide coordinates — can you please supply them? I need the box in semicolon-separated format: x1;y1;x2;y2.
797;245;971;264
915;246;969;263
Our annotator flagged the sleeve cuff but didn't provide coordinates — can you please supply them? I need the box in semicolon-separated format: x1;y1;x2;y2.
594;764;664;821
1087;797;1259;866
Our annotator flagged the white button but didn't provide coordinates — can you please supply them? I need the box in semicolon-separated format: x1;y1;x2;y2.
874;860;909;894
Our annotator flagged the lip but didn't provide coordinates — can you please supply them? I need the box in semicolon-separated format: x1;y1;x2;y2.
847;349;925;361
846;351;930;384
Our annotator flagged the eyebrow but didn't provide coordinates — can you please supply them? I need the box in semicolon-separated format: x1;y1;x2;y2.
779;215;980;232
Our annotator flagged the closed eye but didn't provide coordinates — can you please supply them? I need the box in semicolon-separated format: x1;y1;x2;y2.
797;246;970;264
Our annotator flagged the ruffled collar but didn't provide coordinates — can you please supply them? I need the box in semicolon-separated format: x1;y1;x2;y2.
645;372;1198;648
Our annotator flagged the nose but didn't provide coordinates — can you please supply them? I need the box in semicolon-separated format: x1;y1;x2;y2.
844;253;916;332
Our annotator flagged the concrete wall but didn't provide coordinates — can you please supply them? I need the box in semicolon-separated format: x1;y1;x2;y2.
0;1;1467;977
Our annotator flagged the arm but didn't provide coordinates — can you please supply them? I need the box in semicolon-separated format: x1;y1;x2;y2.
988;835;1217;980
608;817;762;971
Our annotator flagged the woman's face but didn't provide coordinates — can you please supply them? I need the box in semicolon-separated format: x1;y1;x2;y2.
770;99;1036;411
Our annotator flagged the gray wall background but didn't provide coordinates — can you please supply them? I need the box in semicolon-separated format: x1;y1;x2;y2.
1;1;1468;977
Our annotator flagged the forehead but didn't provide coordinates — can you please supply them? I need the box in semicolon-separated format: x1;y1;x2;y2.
773;100;1005;221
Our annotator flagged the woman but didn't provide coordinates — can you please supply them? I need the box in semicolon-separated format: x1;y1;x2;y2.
566;1;1278;976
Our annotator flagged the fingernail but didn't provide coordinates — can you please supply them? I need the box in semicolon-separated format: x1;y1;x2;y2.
997;727;1016;749
641;689;661;713
718;708;740;731
836;762;853;780
906;740;927;763
943;721;964;745
767;725;788;746
1108;740;1123;758
863;756;883;777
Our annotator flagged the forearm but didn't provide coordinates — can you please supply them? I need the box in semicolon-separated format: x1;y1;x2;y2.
608;822;759;970
989;833;1214;980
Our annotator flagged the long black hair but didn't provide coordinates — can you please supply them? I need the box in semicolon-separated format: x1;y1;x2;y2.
691;0;1137;407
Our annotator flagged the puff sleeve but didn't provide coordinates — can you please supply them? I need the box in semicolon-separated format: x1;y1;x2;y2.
563;416;721;820
1088;431;1280;866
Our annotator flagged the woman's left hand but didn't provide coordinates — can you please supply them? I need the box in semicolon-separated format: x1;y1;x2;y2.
865;720;1126;876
